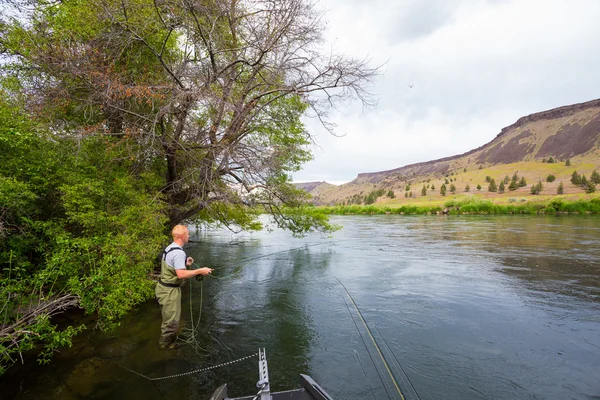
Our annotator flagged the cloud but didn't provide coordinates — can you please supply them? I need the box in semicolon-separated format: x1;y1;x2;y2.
294;0;600;184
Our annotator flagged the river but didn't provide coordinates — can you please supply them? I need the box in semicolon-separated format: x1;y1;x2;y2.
1;215;599;399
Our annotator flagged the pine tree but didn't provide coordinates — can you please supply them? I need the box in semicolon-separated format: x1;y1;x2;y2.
440;184;447;196
519;176;527;187
488;179;497;192
557;181;564;195
465;184;470;192
498;181;505;193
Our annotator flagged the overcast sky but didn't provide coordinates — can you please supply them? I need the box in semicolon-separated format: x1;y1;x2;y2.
292;0;600;185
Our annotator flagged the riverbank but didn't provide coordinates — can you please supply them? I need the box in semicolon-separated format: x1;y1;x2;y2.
304;196;600;216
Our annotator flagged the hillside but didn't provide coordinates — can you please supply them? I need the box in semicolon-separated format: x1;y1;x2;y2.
299;98;600;205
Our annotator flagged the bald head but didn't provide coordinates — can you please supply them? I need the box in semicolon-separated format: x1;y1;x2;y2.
171;225;189;241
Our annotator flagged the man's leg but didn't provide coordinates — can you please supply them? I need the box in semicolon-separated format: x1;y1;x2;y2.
156;285;181;348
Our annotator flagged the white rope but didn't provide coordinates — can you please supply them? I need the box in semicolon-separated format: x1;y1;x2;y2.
122;352;258;381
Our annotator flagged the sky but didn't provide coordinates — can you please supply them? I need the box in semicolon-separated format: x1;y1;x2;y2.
292;0;600;185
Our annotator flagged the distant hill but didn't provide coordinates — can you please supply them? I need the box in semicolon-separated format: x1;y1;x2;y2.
297;98;600;205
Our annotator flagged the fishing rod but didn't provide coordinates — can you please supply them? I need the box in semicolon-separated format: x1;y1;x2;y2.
337;277;411;400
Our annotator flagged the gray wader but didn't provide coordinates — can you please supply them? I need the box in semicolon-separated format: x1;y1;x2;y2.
155;248;184;346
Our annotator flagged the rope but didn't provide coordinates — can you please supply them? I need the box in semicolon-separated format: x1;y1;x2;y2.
121;353;258;381
251;382;268;400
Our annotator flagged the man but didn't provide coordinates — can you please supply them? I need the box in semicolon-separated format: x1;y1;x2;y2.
155;225;213;349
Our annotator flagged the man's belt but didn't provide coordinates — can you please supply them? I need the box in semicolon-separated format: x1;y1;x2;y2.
158;279;180;288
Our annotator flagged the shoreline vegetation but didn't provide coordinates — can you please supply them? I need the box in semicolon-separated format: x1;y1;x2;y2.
302;197;600;216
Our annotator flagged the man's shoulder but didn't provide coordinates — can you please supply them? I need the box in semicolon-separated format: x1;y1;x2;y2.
164;243;185;253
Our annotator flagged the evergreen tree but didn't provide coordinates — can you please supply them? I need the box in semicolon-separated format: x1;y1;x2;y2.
571;171;581;185
565;159;571;166
465;184;470;192
440;184;447;196
519;176;527;187
498;181;505;193
591;170;600;184
450;184;456;194
421;185;427;196
557;181;564;194
476;184;482;191
546;174;556;182
586;182;596;194
488;179;497;192
530;180;543;195
503;175;510;184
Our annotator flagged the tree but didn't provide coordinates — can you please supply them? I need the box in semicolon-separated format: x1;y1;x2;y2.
557;181;564;194
450;184;456;194
565;159;571;166
530;180;543;195
421;185;427;196
519;176;527;187
503;175;510;184
1;0;379;232
546;174;556;182
387;190;395;198
440;184;447;196
591;170;600;184
476;184;481;191
498;181;505;193
465;184;470;192
488;179;497;192
586;182;596;193
571;171;582;185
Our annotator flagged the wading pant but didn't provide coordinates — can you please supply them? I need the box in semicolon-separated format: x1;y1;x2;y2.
155;283;181;346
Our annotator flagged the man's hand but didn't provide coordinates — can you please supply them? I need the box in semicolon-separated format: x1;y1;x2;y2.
196;267;213;276
186;257;194;267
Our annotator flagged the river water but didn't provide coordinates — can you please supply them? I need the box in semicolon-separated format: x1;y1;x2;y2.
2;215;599;400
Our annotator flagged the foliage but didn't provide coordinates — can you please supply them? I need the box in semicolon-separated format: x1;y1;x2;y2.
546;174;556;182
519;176;527;187
440;184;447;196
0;95;167;374
530;180;543;195
1;0;377;234
571;171;582;185
309;198;600;216
565;159;571;166
488;179;498;192
557;181;564;195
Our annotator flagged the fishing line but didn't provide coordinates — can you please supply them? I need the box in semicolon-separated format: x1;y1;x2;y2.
354;349;378;400
337;277;406;400
343;295;394;400
373;325;422;400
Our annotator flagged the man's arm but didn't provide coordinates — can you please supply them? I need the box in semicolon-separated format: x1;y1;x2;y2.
176;267;213;279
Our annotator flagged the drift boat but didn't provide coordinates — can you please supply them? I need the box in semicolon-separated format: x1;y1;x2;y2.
209;349;333;400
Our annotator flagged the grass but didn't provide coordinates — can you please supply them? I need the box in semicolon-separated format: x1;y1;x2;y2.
307;196;600;216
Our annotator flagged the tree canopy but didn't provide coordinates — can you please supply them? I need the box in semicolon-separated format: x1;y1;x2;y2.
0;0;378;374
